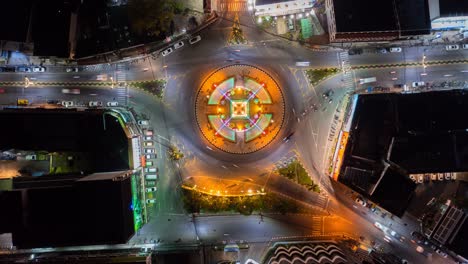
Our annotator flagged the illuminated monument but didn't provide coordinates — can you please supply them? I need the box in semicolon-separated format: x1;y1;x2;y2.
195;65;285;154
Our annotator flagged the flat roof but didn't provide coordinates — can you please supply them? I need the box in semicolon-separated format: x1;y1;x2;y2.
332;0;397;33
440;0;468;17
0;1;33;42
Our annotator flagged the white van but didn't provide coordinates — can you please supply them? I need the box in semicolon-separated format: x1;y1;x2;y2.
145;167;157;173
146;174;158;180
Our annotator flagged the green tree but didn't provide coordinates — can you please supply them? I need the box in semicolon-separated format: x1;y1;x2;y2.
128;0;182;36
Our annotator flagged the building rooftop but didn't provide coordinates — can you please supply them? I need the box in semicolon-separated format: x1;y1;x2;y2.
339;90;468;216
332;0;430;36
0;171;134;249
0;1;33;43
440;0;468;17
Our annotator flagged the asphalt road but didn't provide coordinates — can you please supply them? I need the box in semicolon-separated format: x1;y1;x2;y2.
0;7;467;264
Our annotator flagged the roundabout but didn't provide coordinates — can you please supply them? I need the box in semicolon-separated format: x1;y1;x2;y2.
195;64;285;154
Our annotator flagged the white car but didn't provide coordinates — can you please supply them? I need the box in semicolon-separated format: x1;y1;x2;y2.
189;35;201;44
161;47;173;56
438;173;444;181
88;101;102;107
146;187;157;192
463;44;468;49
32;66;45;72
446;44;459;51
174;41;184;49
355;197;366;206
144;136;153;141
417;174;424;184
145;148;155;154
145;154;156;159
144;141;154;147
146;199;156;204
389;47;402;52
61;101;74;107
412;81;425;87
144;130;154;136
107;101;118;107
409;175;417;182
66;67;78;72
138;120;149;126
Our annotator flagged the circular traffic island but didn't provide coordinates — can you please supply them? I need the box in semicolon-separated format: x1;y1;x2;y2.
195;64;285;154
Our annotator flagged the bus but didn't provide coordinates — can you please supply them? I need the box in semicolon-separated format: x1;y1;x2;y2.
359;77;376;84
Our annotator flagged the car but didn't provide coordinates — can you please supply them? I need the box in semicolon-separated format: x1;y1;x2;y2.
446;45;459;51
444;173;452;180
283;132;294;142
144;141;154;147
61;101;74;107
409;175;417;182
62;88;80;94
174;41;184;49
144;136;153;141
451;173;457;180
435;249;448;258
430;173;437;181
189;35;201;44
146;161;153;166
32;66;45;72
379;48;388;53
145;154;156;159
417;174;424;184
144;130;154;136
144;148;155;154
161;47;173;56
463;44;468;49
412;81;425;87
146;187;157;192
146;199;156;204
145;167;158;173
355;197;367;206
438;173;444;181
17;67;31;72
2;67;15;72
47;99;60;104
88;101;102;107
107;101;118;107
66;67;78;72
328;98;333;104
390;47;402;52
0;88;4;93
138;120;149;126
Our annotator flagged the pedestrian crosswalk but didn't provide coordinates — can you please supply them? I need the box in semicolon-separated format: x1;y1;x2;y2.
311;216;323;236
83;63;114;72
338;52;354;90
114;63;128;106
219;0;248;11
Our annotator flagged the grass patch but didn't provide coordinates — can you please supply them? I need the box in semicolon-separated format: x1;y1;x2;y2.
305;68;340;86
130;80;166;99
182;188;301;215
277;161;321;193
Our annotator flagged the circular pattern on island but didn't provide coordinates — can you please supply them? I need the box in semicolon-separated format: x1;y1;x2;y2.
195;64;285;154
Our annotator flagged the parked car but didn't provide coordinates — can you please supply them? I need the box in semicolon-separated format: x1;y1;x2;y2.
390;47;402;52
430;173;437;181
189;35;201;44
409;175;417;182
412;81;425;87
174;41;184;49
138;120;149;125
145;148;155;154
32;66;45;72
61;101;74;107
107;101;118;107
438;173;444;181
144;141;154;147
145;167;158;173
17;67;31;72
161;47;173;56
88;101;102;107
144;136;153;141
146;187;157;192
379;48;388;53
355;197;367;206
446;45;459;51
435;249;448;258
417;174;424;184
463;44;468;49
66;67;79;72
444;173;452;180
146;199;156;204
144;130;154;136
145;154;156;159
